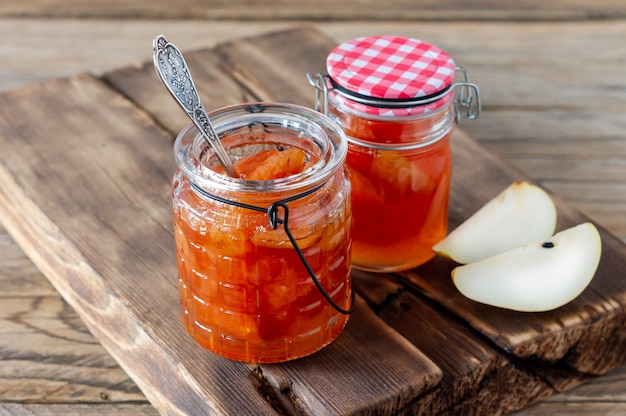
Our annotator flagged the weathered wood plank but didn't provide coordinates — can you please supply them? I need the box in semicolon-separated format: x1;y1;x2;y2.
214;27;331;108
538;363;626;399
0;223;151;407
0;74;279;416
104;49;255;136
512;364;626;415
0;295;145;403
353;270;554;415
258;297;442;415
2;0;626;20
0;403;159;416
0;225;56;297
0;19;289;94
461;109;626;241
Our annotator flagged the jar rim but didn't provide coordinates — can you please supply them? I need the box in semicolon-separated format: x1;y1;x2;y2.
328;88;455;119
174;102;348;197
327;96;455;150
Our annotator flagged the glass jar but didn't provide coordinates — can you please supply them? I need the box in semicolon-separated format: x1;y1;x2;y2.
309;35;480;272
172;102;352;363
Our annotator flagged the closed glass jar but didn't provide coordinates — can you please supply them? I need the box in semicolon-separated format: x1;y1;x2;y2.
172;103;352;363
315;35;480;272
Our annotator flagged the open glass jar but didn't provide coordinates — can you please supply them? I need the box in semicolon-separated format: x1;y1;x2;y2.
309;36;480;272
172;103;352;363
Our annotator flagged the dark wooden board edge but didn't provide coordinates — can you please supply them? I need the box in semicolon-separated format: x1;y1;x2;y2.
352;270;556;414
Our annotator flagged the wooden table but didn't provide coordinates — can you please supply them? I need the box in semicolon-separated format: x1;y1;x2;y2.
1;2;626;415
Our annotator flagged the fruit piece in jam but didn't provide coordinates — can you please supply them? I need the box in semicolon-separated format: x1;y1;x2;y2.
340;116;452;272
214;147;307;180
246;147;307;180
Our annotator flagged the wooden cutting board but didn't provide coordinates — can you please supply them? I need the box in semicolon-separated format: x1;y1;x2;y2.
0;27;625;415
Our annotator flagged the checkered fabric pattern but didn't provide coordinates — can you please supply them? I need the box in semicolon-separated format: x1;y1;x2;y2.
326;36;456;116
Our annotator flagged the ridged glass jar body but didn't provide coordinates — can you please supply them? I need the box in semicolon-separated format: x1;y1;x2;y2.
172;103;352;363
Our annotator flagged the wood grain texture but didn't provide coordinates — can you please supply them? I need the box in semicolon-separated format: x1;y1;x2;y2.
353;270;553;415
513;364;626;415
104;49;255;136
0;221;150;406
1;26;625;415
1;0;626;20
401;131;626;374
0;15;626;415
0;66;446;414
258;297;443;415
2;18;625;245
0;295;144;403
0;224;55;297
0;403;159;416
0;75;278;416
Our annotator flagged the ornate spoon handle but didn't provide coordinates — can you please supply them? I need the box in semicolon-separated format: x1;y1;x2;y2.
153;34;237;177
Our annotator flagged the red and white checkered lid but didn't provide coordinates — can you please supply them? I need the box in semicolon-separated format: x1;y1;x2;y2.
326;36;456;116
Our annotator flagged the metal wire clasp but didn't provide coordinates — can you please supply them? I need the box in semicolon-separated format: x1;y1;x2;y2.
306;72;332;116
452;66;481;122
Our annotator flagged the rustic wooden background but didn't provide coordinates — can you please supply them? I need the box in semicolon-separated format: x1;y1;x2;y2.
1;1;626;415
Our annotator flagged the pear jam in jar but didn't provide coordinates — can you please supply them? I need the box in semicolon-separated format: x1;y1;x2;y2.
310;36;480;272
172;103;352;363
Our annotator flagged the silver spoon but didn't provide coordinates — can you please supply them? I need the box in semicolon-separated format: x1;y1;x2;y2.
153;34;238;177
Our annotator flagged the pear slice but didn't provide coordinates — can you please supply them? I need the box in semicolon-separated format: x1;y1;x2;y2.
451;222;602;312
433;181;557;264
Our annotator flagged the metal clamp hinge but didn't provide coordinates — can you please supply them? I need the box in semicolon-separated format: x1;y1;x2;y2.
306;72;332;116
453;66;481;122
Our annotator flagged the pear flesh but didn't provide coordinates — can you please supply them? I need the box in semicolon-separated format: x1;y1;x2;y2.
433;181;557;264
451;222;602;312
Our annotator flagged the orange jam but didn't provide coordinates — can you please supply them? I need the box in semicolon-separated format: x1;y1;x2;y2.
172;103;351;363
332;105;453;272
